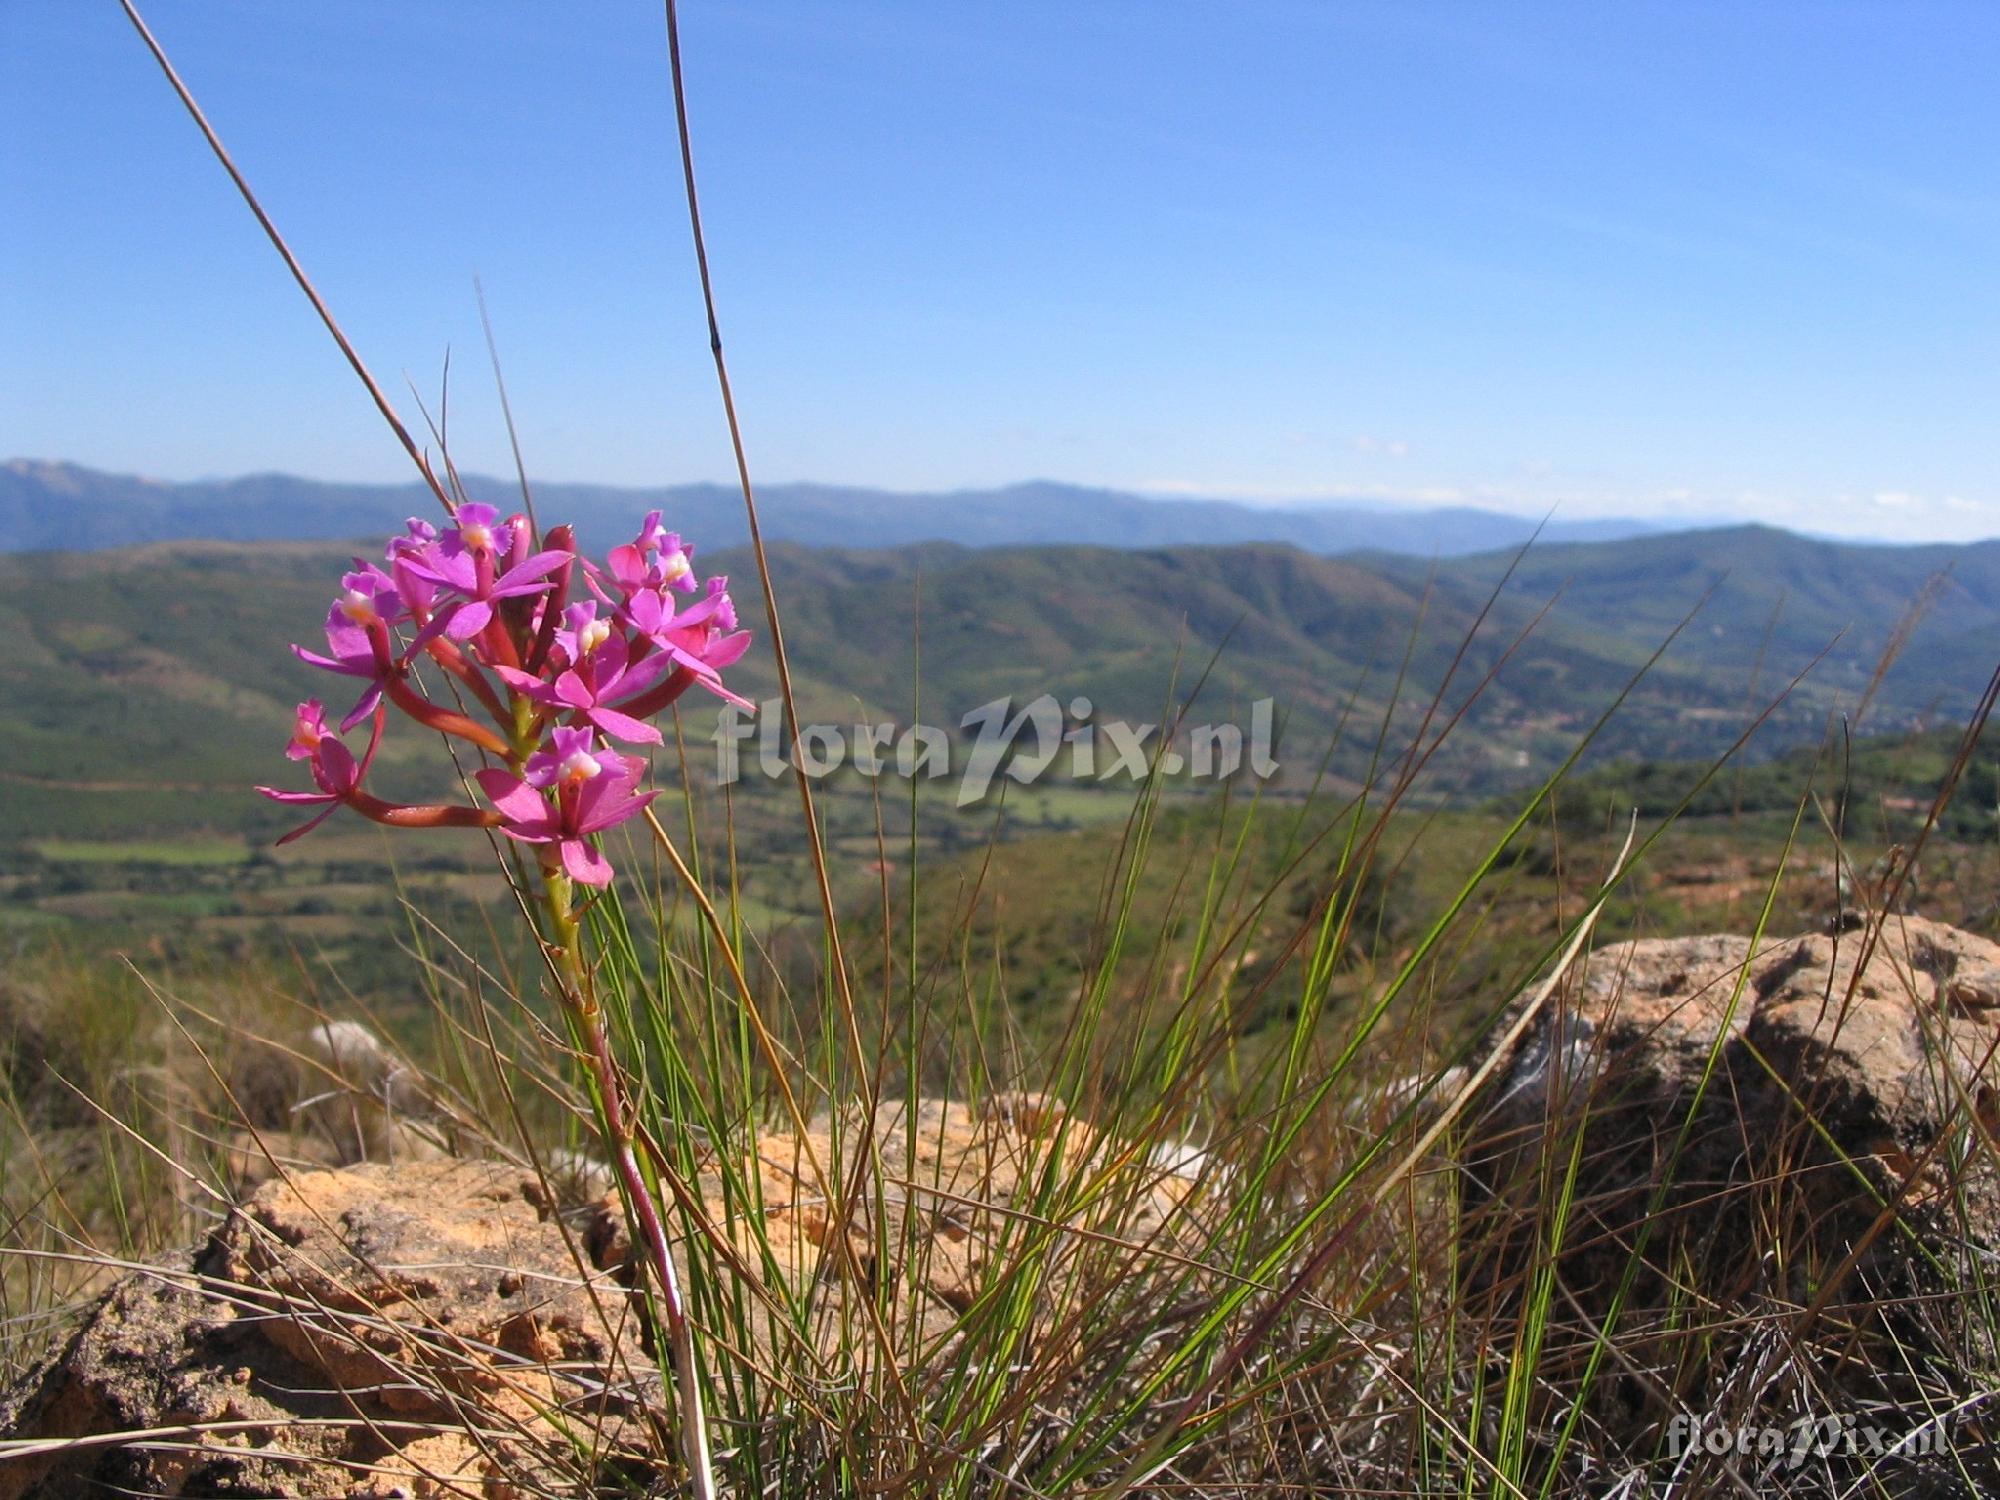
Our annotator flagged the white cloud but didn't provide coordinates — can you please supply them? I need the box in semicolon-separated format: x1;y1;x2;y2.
1134;477;1467;506
1351;434;1410;458
1127;474;2000;541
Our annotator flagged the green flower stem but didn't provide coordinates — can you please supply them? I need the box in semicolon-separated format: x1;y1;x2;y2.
543;873;716;1500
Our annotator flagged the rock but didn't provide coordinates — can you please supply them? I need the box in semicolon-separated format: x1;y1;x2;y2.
2;1094;1210;1495
1464;915;2000;1423
0;1161;659;1499
587;1091;1208;1357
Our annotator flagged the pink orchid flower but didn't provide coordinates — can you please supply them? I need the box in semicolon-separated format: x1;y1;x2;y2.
259;701;500;844
257;700;383;844
604;510;697;596
493;618;679;745
289;563;418;729
475;734;657;886
624;585;753;706
396;502;572;642
552;600;616;664
265;510;749;879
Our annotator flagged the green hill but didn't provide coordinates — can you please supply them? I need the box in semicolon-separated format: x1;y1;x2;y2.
1401;523;2000;723
3;524;1992;852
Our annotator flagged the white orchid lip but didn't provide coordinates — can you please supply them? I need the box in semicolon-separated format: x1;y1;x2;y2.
659;549;692;584
460;521;496;553
337;589;379;625
559;746;604;784
579;617;612;655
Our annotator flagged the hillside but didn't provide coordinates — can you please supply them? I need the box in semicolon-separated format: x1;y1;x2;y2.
11;524;1994;1033
3;515;1989;878
0;534;1779;846
1;459;1663;558
1404;524;2000;719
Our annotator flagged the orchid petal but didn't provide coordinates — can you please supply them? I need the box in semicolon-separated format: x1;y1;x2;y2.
494;824;558;846
401;551;477;592
693;673;756;710
257;786;338;806
474;769;558;830
338;683;384;733
292;642;370;677
560;837;614;886
274;802;344;846
355;704;388;779
444;600;492;640
407;602;462;655
600;651;677;702
662;592;720;631
703;630;753;670
491;664;549;697
491;549;573;596
606;543;647;592
314;737;359;795
585;706;663;745
575;772;659;835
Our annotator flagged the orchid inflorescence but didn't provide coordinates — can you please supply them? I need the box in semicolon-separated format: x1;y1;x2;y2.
260;504;750;886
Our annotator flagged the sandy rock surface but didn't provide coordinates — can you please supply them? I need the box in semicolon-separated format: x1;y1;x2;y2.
1467;914;2000;1374
2;1095;1207;1497
2;1159;657;1499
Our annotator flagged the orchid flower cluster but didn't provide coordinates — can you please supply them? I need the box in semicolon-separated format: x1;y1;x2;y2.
259;504;749;887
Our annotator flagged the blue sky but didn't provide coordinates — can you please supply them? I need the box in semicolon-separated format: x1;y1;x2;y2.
6;2;2000;539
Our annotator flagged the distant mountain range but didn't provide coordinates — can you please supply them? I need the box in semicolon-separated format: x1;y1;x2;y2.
3;519;1994;845
1;459;1666;558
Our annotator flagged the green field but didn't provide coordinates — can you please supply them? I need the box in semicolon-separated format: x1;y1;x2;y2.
33;837;251;865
